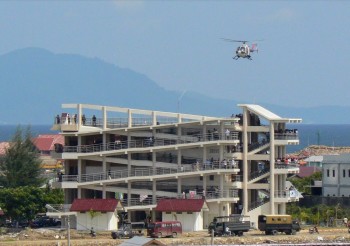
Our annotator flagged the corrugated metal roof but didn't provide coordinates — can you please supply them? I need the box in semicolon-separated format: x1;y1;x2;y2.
304;155;324;162
119;236;165;246
70;199;121;212
323;153;350;164
155;199;207;212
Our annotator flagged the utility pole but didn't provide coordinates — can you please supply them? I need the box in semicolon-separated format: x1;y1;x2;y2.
67;215;71;246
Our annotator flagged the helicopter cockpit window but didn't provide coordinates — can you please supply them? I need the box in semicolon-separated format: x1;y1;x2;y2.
241;47;245;52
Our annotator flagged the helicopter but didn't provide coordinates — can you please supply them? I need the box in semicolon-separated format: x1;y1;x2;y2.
222;39;259;60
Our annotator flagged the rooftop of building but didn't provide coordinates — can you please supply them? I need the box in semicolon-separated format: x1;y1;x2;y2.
155;198;208;212
32;134;64;151
70;198;123;212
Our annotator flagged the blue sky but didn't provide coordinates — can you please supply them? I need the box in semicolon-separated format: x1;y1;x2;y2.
1;1;349;108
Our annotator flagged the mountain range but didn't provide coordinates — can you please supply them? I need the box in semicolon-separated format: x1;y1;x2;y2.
0;47;348;125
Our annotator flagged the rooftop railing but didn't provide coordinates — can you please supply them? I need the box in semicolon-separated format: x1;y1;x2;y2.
55;116;199;129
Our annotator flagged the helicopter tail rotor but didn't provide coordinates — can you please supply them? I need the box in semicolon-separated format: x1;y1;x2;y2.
251;43;258;53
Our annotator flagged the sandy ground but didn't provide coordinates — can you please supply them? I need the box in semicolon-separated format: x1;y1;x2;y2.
1;227;350;245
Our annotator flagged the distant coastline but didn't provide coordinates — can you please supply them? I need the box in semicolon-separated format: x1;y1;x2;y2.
0;125;58;142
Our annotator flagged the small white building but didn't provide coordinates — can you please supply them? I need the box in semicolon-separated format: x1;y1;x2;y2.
155;198;209;232
70;198;123;231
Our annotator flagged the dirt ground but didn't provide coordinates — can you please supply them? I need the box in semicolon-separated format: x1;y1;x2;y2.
1;227;350;246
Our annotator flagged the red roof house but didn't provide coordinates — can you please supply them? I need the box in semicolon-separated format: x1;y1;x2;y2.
70;198;123;231
155;198;208;212
297;166;321;178
32;134;64;154
155;198;208;232
70;198;123;212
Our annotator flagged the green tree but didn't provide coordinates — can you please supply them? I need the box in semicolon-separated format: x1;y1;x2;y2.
0;186;64;223
288;171;322;195
0;126;44;187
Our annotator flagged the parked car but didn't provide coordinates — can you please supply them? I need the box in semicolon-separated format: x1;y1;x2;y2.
31;216;61;228
111;222;145;239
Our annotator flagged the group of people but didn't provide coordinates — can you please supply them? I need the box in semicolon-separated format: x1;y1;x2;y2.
54;113;96;126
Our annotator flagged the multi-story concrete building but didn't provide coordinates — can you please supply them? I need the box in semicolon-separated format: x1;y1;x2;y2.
50;103;301;229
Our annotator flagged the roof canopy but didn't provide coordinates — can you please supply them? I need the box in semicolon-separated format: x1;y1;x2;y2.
155;199;208;212
70;199;123;212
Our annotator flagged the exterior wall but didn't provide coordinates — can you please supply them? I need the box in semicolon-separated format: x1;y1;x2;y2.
162;211;203;232
323;161;350;197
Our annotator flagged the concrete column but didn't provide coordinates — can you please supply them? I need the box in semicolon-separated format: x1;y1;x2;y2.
78;135;82;146
177;113;182;123
77;188;82;199
220;175;224;198
128;109;132;128
102;156;107;177
102;185;106;199
242;107;248;215
177;178;182;196
269;122;275;214
103;132;107;151
78;104;82;129
219;145;224;162
152;111;157;126
152;180;157;204
78;159;82;182
220;121;225;140
102;106;107;130
128;153;132;173
178;149;182;167
202;146;207;164
203;124;207;142
127;182;131;206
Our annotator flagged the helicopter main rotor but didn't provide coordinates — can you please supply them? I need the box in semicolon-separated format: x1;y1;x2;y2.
221;38;248;44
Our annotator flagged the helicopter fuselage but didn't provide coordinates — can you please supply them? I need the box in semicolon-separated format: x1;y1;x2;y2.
234;44;251;60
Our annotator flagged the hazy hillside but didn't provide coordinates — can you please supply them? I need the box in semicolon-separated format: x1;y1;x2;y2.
0;47;348;124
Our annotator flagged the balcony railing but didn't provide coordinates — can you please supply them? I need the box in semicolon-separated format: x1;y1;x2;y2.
54;116;198;129
57;162;240;184
274;189;300;198
62;132;239;154
275;162;299;169
274;133;299;140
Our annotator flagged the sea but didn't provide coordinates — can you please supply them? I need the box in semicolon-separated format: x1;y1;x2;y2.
1;124;350;154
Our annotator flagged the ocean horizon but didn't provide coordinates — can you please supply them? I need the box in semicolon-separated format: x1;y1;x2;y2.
1;124;350;154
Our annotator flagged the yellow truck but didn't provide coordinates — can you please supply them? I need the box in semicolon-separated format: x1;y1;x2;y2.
258;215;300;235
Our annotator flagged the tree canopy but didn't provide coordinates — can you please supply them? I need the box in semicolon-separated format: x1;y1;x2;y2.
0;186;64;222
288;171;322;195
0;126;44;187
